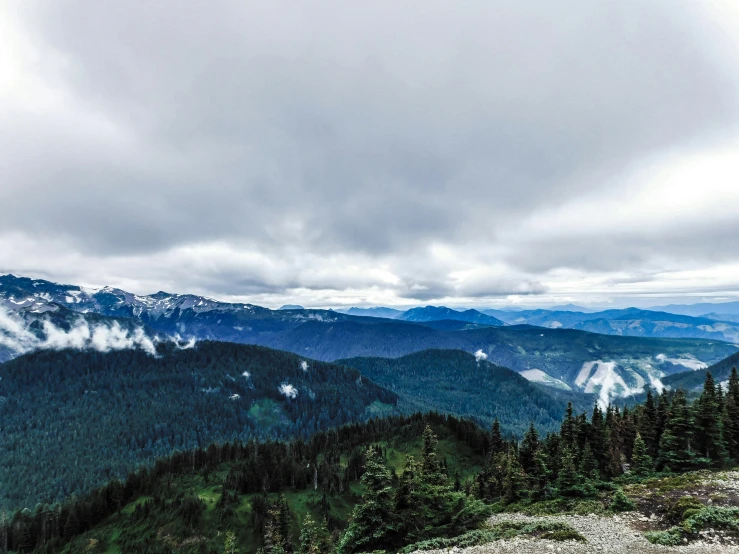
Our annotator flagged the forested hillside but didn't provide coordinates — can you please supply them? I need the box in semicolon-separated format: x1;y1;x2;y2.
663;353;739;392
0;342;397;509
5;369;738;553
338;349;593;434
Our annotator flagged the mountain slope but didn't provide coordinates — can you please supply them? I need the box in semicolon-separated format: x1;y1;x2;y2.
400;306;505;326
0;342;397;509
662;351;739;393
270;322;737;397
338;349;593;433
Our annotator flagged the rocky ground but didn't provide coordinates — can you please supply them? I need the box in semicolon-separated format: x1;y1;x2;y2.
415;471;739;553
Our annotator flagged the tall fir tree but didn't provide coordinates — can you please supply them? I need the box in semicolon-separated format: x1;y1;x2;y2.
694;372;727;465
489;418;504;457
638;389;658;457
658;389;695;472
337;448;397;553
519;422;540;475
630;433;653;478
502;449;527;504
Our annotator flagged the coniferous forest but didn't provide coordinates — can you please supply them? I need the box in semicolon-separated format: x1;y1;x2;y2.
2;368;738;553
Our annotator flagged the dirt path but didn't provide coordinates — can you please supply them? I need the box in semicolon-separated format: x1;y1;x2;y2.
414;513;739;553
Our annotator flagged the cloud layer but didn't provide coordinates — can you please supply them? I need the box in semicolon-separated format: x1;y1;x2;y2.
2;1;739;307
0;306;157;356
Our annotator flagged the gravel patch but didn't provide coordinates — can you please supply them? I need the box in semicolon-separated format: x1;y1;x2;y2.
411;512;739;553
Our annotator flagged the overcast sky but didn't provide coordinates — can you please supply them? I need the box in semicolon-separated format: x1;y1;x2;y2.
2;1;739;309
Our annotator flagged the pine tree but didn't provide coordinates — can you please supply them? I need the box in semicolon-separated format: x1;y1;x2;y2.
560;402;576;450
421;425;444;484
519;422;540;475
556;446;581;497
638;390;658;457
724;390;739;460
630;433;653;478
579;443;599;482
337;447;397;553
502;450;527;504
489;418;504;457
299;513;330;554
727;367;739;460
694;372;727;465
658;389;695;472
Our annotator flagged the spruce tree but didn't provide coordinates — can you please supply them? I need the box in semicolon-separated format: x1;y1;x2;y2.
694;372;727;465
579;443;599;482
519;422;540;475
299;514;330;554
489;418;504;457
502;450;527;504
560;402;576;451
556;446;581;497
724;390;739;460
638;389;658;457
337;448;397;553
630;433;653;478
658;389;695;472
727;367;739;459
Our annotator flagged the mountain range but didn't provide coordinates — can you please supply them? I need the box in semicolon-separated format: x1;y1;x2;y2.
2;274;739;402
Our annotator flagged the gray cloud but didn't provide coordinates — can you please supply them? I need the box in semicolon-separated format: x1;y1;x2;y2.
2;1;739;306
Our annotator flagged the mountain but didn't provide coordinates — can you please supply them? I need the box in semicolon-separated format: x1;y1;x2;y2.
399;306;505;326
3;275;737;401
337;349;592;433
278;304;304;310
650;301;739;317
344;306;404;318
662;351;739;393
0;342;397;509
480;306;739;343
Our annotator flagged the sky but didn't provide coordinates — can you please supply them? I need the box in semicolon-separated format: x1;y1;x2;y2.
2;1;739;309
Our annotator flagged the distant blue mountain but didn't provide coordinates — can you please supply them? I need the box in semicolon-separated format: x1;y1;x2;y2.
345;307;404;319
278;304;305;310
650;301;739;317
399;306;505;326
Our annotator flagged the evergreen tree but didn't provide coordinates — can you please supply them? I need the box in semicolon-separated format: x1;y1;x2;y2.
579;443;599;482
560;402;576;450
489;418;504;457
519;422;540;475
630;433;653;478
638;389;658;457
724;390;739;461
337;448;397;553
658;390;695;472
502;450;527;504
298;514;330;554
694;372;727;465
726;367;739;460
556;446;582;497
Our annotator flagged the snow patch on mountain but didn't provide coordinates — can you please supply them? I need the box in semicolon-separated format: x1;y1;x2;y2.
519;369;572;390
655;353;707;371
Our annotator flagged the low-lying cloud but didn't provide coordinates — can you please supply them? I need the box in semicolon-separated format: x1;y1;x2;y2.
0;306;157;357
279;382;298;399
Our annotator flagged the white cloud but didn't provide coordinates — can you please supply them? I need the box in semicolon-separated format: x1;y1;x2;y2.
474;349;487;362
0;305;157;356
279;382;298;399
300;360;309;371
